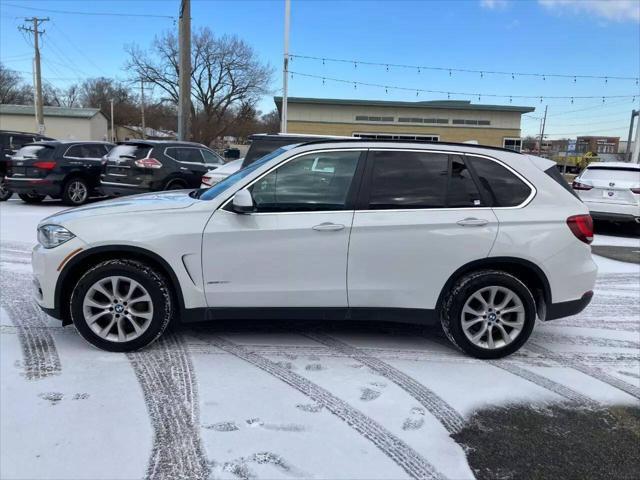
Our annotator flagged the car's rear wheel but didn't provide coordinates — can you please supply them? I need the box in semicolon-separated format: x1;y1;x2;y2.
165;179;187;190
62;177;89;206
440;270;536;359
0;180;12;201
70;259;173;352
18;193;45;203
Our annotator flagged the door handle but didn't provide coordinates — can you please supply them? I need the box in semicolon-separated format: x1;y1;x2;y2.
312;222;345;231
457;217;489;227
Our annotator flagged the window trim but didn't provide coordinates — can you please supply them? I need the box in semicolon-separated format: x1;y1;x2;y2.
220;148;368;215
164;146;206;165
356;148;535;211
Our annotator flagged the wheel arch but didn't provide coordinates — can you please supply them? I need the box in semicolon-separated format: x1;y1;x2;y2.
436;257;552;320
56;245;186;325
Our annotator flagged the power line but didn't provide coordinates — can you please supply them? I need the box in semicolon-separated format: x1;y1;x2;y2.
290;54;640;83
1;2;174;19
51;21;110;76
288;70;638;102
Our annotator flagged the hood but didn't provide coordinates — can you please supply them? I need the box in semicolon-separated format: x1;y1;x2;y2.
41;190;198;226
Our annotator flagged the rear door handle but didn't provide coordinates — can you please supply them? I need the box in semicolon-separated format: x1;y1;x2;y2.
457;217;489;227
312;222;345;231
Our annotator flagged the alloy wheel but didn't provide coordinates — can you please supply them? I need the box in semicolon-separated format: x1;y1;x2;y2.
69;180;88;204
460;285;525;350
82;276;154;342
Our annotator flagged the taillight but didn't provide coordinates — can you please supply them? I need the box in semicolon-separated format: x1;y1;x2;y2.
572;180;592;191
33;161;57;170
567;214;594;244
631;187;640;194
202;175;212;186
134;158;163;169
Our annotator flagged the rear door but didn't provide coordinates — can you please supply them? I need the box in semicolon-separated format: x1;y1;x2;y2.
577;166;640;207
165;147;207;187
63;144;110;185
103;143;153;187
347;149;499;311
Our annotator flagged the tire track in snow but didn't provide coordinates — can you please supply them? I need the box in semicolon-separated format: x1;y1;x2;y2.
0;270;61;380
533;332;639;350
303;332;465;434
527;343;640;401
197;334;446;480
126;332;209;480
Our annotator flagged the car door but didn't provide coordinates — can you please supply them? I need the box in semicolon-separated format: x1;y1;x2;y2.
347;149;499;311
201;149;364;309
167;147;206;187
200;148;224;172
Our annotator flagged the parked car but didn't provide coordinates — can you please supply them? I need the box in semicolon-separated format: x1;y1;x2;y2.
4;140;114;205
0;130;55;201
223;147;241;160
572;162;640;231
200;133;351;187
32;140;596;358
100;140;224;197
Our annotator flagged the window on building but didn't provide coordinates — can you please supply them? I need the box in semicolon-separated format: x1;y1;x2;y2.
466;155;531;207
353;133;439;141
452;119;491;126
355;115;394;122
502;138;523;152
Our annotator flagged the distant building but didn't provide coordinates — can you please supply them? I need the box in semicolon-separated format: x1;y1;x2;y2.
274;97;534;150
0;104;108;140
576;136;619;154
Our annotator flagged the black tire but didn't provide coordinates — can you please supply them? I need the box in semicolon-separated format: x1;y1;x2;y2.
0;180;12;201
440;270;536;359
61;177;90;206
165;179;187;190
70;259;173;352
18;193;46;203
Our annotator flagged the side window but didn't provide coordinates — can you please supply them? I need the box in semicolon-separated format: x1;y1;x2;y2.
64;145;84;158
83;145;107;158
249;150;360;212
467;155;532;207
368;151;448;209
201;149;223;164
448;155;483;207
11;135;34;149
180;148;204;163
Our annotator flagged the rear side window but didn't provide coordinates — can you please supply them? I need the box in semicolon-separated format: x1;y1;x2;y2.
166;147;203;163
65;145;85;158
367;151;484;209
466;155;532;207
108;144;151;160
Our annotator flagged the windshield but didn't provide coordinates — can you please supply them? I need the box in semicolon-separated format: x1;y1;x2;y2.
13;145;55;159
582;167;640;183
199;146;295;201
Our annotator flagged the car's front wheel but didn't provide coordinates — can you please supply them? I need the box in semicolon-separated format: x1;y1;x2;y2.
440;270;536;359
0;180;12;201
70;259;173;352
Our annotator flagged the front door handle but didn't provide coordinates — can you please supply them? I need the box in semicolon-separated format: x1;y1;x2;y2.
312;222;345;231
457;217;489;227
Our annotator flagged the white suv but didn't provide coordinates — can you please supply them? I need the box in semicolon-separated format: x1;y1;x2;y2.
32;141;597;358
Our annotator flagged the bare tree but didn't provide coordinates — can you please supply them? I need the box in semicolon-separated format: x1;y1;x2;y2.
260;109;280;134
79;77;139;125
0;64;32;105
126;27;273;145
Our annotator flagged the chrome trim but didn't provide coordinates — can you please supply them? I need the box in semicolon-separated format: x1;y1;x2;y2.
4;176;42;181
100;180;141;187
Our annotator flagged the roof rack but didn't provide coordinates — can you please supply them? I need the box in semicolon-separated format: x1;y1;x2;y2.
298;138;522;155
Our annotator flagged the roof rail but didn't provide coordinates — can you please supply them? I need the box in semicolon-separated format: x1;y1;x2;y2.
298;138;522;154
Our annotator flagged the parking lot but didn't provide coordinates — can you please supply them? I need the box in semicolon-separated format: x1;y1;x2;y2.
0;198;638;479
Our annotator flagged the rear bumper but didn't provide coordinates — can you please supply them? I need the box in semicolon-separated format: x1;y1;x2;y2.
584;200;640;223
4;177;60;196
590;211;640;223
546;291;594;320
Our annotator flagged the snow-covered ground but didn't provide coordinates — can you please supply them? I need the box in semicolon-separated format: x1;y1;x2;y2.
1;198;639;480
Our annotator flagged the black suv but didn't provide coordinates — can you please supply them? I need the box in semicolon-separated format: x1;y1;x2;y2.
100;140;224;197
0;130;55;201
5;141;114;205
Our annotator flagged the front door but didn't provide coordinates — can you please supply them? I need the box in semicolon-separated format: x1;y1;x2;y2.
202;149;364;308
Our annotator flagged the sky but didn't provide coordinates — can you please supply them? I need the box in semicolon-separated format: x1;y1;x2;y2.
1;0;639;139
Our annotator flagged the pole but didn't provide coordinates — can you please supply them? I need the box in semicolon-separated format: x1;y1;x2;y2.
539;105;548;156
110;99;115;142
178;0;191;141
280;0;291;133
140;79;146;139
625;109;638;162
19;17;48;135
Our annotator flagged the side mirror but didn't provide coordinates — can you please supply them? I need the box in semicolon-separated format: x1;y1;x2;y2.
231;188;254;213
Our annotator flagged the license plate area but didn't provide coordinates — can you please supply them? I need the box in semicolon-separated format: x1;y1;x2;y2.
602;190;618;199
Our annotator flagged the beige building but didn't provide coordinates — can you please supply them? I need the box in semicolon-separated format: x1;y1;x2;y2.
275;97;534;151
0;104;108;140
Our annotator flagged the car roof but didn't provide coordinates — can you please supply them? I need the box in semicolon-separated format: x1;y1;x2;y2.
586;162;640;169
23;140;114;146
248;133;353;141
118;140;207;147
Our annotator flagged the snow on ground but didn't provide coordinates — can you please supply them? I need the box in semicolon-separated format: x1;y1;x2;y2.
1;199;639;480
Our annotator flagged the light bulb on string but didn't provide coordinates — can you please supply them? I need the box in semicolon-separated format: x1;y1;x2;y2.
449;70;452;77
571;97;574;104
480;71;484;79
322;58;325;66
386;64;389;72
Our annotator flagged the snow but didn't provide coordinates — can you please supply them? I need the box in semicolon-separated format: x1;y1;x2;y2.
1;199;639;479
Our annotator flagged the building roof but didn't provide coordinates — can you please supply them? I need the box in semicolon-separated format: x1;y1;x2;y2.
274;96;535;114
0;104;103;119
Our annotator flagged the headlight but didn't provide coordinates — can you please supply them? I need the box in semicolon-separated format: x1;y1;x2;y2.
37;224;75;249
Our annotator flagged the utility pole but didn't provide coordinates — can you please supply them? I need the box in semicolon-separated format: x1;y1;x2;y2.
280;0;291;133
110;99;115;142
140;79;146;139
538;105;548;156
625;109;638;162
178;0;191;141
19;17;49;135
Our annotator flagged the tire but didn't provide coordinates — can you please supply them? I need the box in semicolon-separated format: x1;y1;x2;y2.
165;179;187;190
440;270;536;359
70;259;173;352
18;193;46;203
0;180;12;201
62;177;89;206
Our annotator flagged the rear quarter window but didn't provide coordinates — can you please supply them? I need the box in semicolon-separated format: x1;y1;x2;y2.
467;155;532;207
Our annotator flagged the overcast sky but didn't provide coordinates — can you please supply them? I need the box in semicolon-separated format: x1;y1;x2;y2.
1;0;639;138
